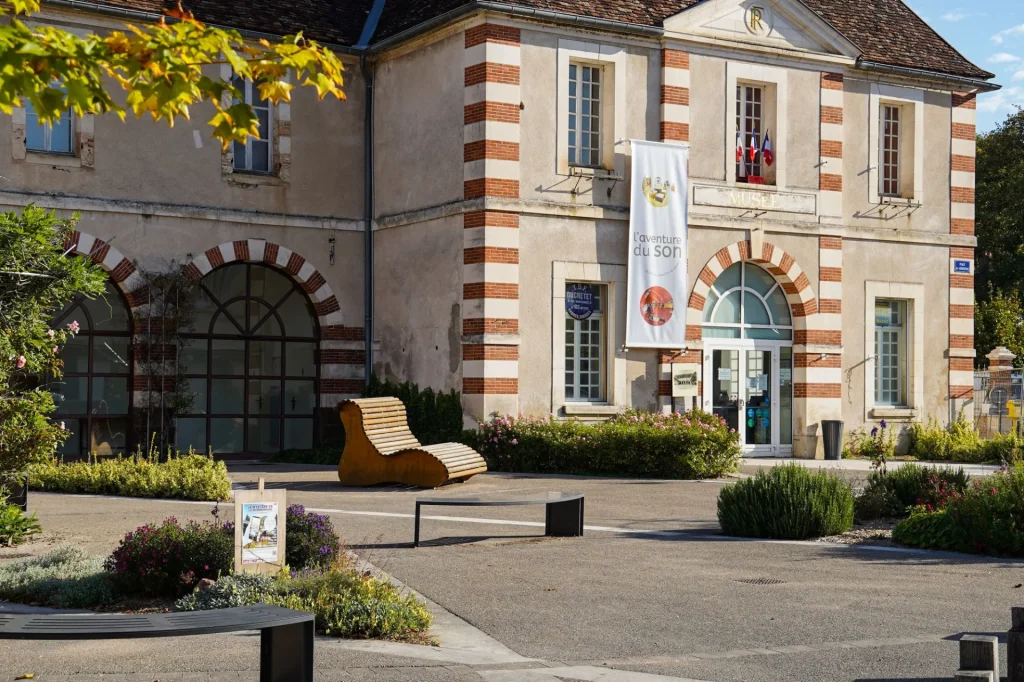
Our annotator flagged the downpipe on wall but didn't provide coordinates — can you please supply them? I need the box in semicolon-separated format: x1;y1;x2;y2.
361;53;375;386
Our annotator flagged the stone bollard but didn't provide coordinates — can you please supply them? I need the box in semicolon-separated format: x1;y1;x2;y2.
1011;606;1024;682
961;635;999;681
956;672;994;682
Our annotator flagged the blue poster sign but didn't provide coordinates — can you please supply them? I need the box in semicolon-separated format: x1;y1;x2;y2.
954;259;971;274
566;283;596;320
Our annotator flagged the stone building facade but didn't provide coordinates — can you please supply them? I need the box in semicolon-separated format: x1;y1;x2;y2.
0;0;996;457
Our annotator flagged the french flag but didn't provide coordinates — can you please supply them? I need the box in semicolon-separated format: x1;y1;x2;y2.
748;131;759;163
736;129;746;177
761;129;774;167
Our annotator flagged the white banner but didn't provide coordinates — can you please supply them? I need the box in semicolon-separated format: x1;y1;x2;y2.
626;140;689;349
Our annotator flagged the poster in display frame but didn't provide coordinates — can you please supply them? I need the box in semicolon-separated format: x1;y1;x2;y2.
234;478;287;574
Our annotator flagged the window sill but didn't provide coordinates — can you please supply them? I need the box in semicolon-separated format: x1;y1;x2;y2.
225;171;285;187
879;195;920;207
563;403;620;416
24;152;81;169
568;165;620;180
869;407;916;419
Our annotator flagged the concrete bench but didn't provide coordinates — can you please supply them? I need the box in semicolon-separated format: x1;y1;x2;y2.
337;397;487;488
0;605;313;682
414;492;584;546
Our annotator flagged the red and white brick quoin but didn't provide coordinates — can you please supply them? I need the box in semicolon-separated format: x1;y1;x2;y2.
949;91;977;408
65;232;365;409
462;22;522;420
819;73;844;221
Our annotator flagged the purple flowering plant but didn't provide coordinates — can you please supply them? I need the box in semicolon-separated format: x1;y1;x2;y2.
285;504;343;571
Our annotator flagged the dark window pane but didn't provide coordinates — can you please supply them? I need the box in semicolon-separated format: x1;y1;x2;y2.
180;339;208;374
175;417;207;453
52;377;88;415
276;293;315;337
248;340;282;376
250;302;281;336
285;380;315;415
247;380;282;415
60;334;90;373
92;336;131;374
214;301;246;334
285;343;316;377
212;340;245;375
249;267;293;306
84;285;130;330
284;419;314;450
233;140;247;170
205;264;248;304
189;288;218;334
252;141;270;173
211;378;245;414
91;377;129;415
90;418;128;457
56;418;83;457
184;378;207;415
211;417;244;453
247;418;280;453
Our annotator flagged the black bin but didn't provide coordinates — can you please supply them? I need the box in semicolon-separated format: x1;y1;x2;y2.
822;420;844;460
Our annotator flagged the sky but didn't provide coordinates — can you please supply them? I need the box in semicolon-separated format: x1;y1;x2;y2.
904;0;1023;131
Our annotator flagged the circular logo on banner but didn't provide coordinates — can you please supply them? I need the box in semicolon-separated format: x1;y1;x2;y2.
565;283;595;321
641;176;676;208
640;286;674;326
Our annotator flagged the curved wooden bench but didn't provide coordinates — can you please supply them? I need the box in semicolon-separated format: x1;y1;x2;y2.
337;397;487;488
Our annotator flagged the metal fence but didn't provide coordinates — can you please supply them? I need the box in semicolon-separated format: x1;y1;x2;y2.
973;369;1024;437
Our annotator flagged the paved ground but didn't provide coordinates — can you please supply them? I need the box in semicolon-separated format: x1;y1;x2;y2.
2;463;1021;682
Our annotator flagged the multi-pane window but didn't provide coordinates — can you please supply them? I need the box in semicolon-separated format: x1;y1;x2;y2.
735;85;762;180
880;105;901;196
568;63;602;167
874;299;907;406
232;77;273;173
176;263;318;454
50;281;132;457
25;100;73;154
564;283;605;401
702;262;792;340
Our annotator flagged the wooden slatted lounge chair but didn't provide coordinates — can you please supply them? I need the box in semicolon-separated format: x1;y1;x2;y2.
337;397;487;488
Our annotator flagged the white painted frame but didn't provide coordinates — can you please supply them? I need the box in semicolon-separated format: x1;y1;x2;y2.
863;281;925;420
868;83;924;204
556;39;626;176
724;61;788;189
551;261;626;414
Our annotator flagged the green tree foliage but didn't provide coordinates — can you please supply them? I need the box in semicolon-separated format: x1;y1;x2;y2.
0;207;105;494
0;0;346;147
976;106;1024;362
975;285;1024;366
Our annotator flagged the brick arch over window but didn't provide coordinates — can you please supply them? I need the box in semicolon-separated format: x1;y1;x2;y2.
184;240;364;405
685;240;818;342
64;230;143;312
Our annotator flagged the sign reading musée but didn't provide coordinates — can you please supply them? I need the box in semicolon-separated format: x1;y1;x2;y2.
626;140;689;348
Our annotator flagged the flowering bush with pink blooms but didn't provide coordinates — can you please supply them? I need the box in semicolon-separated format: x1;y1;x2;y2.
471;409;740;479
0;207;105;499
104;516;235;597
893;462;1024;556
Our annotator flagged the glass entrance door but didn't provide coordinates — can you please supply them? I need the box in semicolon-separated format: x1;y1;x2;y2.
704;343;793;456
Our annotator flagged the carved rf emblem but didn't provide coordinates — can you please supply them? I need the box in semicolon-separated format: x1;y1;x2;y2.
744;5;773;36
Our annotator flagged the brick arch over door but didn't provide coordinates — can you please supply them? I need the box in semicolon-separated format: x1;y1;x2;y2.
64;230;144;312
685;240;819;342
184;240;364;405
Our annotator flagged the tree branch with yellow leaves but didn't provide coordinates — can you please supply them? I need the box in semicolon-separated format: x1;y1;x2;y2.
0;0;346;147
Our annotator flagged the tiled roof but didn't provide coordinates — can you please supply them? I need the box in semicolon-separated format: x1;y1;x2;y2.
72;0;992;80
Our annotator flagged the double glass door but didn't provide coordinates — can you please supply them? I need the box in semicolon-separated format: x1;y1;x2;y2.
703;344;793;456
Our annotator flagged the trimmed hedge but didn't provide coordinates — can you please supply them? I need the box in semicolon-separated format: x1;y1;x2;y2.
855;464;969;521
907;417;1024;464
29;451;232;501
717;464;854;539
471;409;740;479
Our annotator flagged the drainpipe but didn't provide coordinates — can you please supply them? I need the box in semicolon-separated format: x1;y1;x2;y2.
361;53;375;386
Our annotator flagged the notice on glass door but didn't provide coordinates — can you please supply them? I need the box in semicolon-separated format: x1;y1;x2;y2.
717;367;732;381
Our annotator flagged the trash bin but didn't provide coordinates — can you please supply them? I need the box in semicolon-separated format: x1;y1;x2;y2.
822;420;844;460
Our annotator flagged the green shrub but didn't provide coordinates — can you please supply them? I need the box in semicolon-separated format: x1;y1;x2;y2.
718;464;854;539
0;545;116;608
176;568;432;640
855;464;969;521
892;463;1024;556
473;410;740;479
173;572;278;611
0;503;41;545
272;440;343;465
104;516;234;597
29;450;232;501
906;417;1024;464
286;504;342;571
363;374;463;446
844;420;899;463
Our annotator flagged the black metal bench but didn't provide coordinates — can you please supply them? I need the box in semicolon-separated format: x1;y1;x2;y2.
414;492;584;546
0;605;313;682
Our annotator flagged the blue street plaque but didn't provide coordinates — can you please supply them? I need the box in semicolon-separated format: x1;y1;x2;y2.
954;259;971;274
565;283;596;320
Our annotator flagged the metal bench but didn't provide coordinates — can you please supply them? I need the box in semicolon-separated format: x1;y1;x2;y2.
0;605;313;682
414;492;584;546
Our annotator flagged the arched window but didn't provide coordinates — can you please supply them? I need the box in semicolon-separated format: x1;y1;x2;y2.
51;280;133;457
175;263;319;455
702;262;792;340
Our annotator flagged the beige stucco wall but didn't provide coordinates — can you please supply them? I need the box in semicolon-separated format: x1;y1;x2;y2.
372;216;463;392
689;54;727;183
373;32;464;217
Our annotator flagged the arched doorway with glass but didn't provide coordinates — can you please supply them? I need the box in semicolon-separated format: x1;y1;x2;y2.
700;261;793;456
50;280;133;458
175;262;319;455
